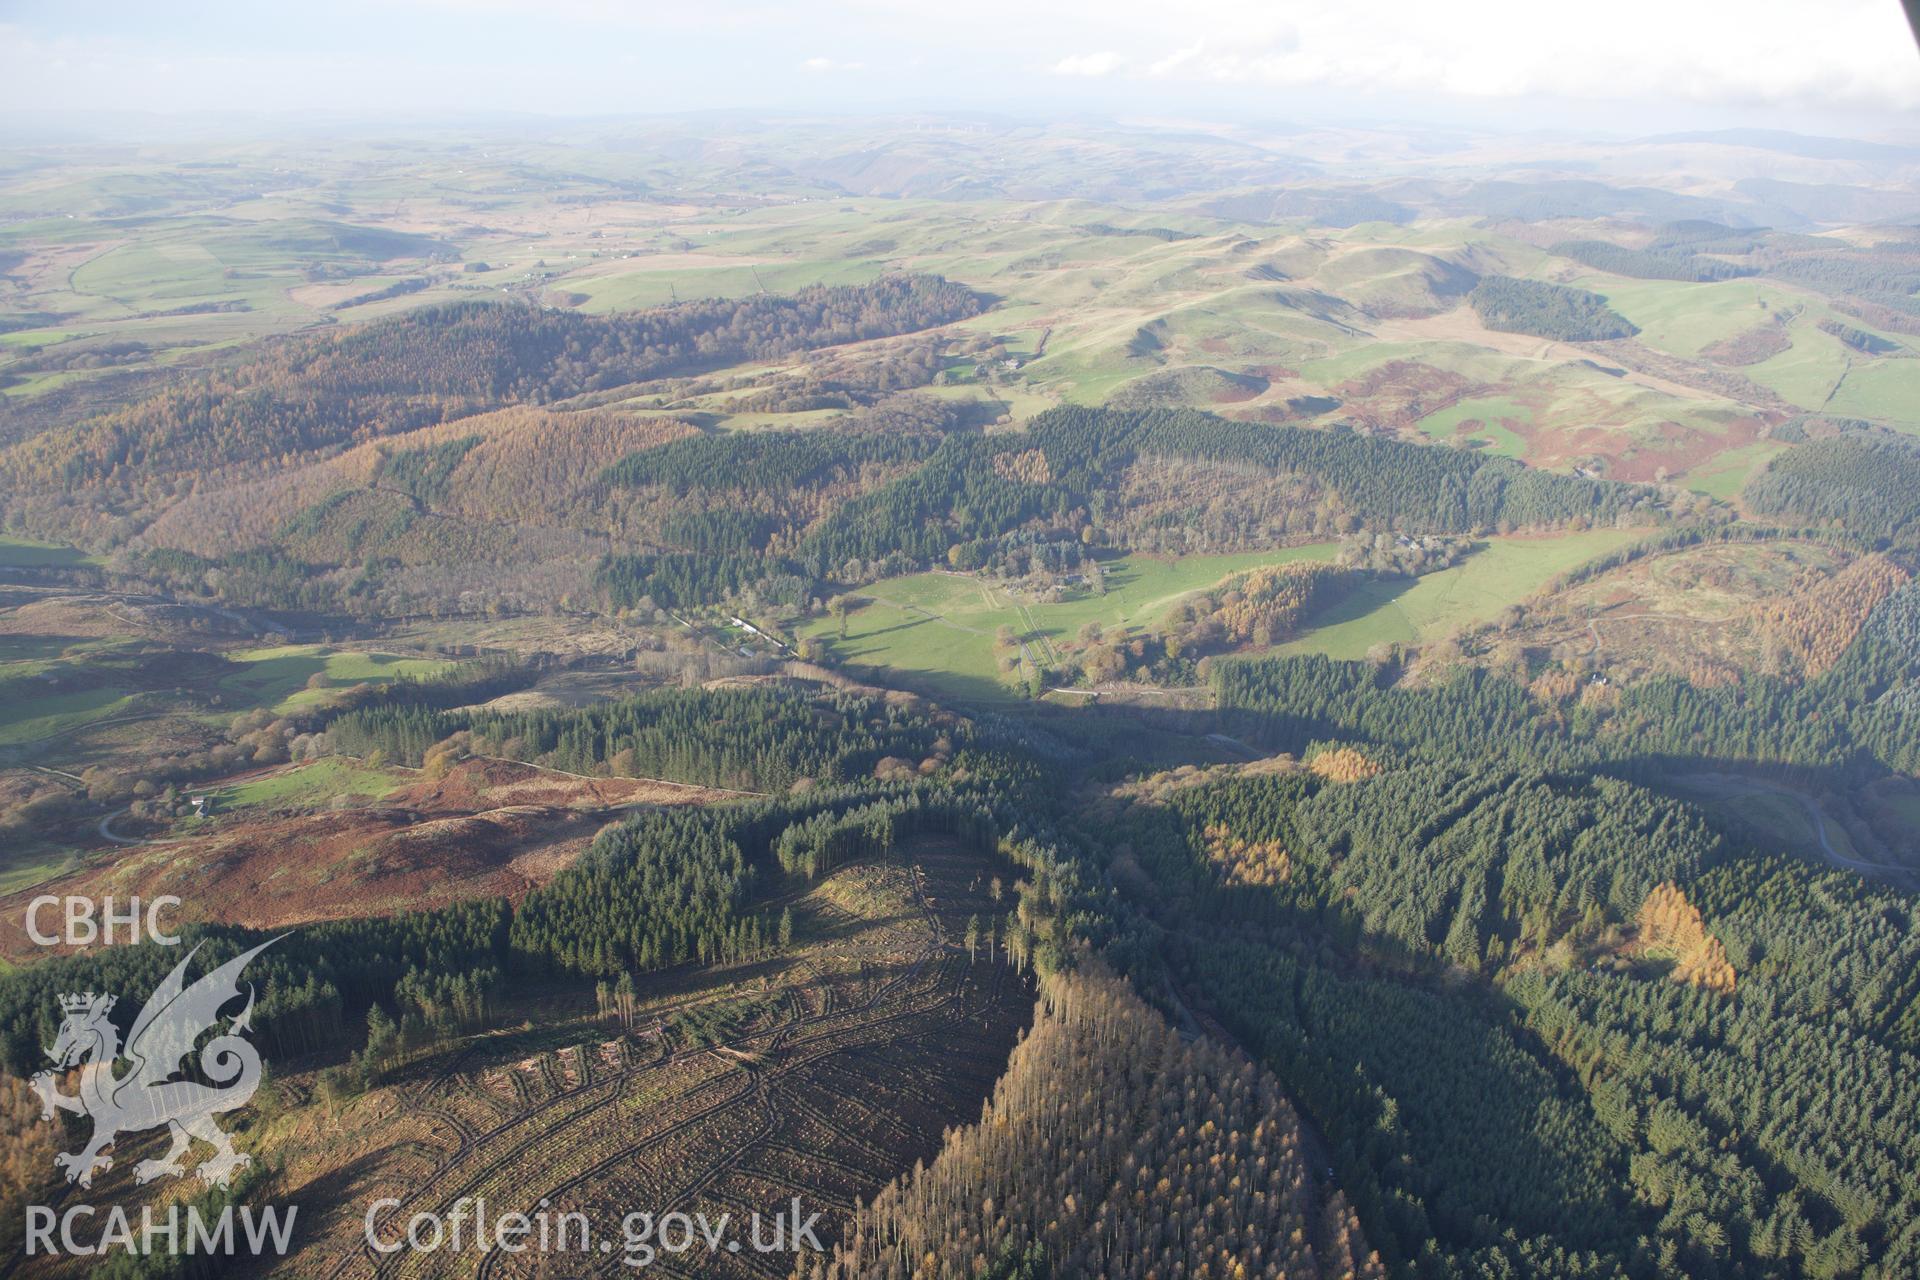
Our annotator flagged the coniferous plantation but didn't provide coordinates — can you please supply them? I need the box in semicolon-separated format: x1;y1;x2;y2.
2;48;1920;1280
1742;435;1920;545
1550;240;1759;283
1469;277;1642;341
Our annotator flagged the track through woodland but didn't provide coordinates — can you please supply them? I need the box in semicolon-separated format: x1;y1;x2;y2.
303;839;1030;1280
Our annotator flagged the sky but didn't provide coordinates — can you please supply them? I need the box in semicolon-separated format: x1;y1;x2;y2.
2;0;1918;139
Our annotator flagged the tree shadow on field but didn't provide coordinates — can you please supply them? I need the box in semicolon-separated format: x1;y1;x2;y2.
1295;573;1420;634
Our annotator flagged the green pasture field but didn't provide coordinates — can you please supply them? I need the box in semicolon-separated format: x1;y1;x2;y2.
811;532;1640;696
919;381;1057;423
1053;354;1159;406
1;370;91;398
1277;528;1646;659
0;687;140;746
0;326;89;348
218;645;449;714
565;257;886;312
1297;340;1451;384
201;756;409;814
62;219;437;316
0;840;82;897
0;533;99;568
1744;326;1854;410
1684;440;1789;502
1573;276;1788;358
1552;273;1920;430
1824;358;1920;427
0;637;138;692
704;407;847;432
0;635;76;666
1141;291;1348;360
1414;395;1530;458
2;213;456;396
805;545;1339;701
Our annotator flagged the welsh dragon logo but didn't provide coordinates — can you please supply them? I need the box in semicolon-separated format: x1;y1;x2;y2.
30;938;278;1189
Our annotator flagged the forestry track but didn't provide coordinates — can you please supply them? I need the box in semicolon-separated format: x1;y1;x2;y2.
306;839;1029;1280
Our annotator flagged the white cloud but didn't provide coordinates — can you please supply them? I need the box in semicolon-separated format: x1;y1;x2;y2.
2;1;1915;122
1051;50;1126;78
856;0;1920;113
1076;0;1920;111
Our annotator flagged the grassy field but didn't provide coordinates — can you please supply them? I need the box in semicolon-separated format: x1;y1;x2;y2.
1575;275;1920;418
0;687;140;746
565;257;887;312
219;645;449;714
1683;439;1789;502
1414;395;1530;458
1745;329;1854;409
811;532;1643;695
202;757;409;813
1278;528;1646;659
0;640;69;683
805;545;1340;701
1825;357;1920;426
0;840;82;896
0;533;99;568
1576;276;1787;358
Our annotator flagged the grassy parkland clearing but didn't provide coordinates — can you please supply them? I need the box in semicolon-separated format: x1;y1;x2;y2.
218;644;449;715
804;545;1341;701
809;531;1647;698
1278;527;1646;659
